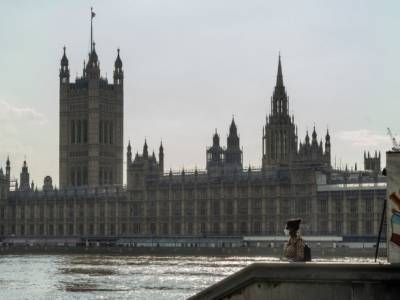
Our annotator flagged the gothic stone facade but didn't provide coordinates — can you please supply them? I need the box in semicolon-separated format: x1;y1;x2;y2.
59;44;124;189
0;55;386;239
0;164;386;238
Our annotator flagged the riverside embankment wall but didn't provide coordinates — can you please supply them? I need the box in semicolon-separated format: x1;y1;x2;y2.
0;245;387;258
190;263;400;300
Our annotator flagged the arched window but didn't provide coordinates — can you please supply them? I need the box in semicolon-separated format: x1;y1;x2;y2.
109;122;113;144
77;167;82;186
77;120;82;143
99;168;103;185
82;166;88;186
71;120;75;144
103;169;108;185
104;122;108;145
109;170;113;184
70;167;75;186
99;121;103;144
83;120;88;143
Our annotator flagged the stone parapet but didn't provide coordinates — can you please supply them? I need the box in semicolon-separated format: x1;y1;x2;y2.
190;262;400;300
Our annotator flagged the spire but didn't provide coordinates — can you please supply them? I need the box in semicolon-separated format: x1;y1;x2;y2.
213;129;220;146
114;48;123;84
305;131;310;145
60;46;70;82
143;139;148;158
312;126;318;147
159;141;164;175
61;46;68;67
229;117;237;135
127;140;132;164
271;54;288;116
89;42;98;63
5;155;10;180
115;48;122;69
86;41;100;78
276;53;283;87
312;126;317;140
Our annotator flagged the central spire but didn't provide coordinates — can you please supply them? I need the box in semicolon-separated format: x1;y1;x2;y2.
276;53;284;87
271;54;288;116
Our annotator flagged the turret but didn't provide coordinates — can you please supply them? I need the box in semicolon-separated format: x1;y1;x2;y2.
5;156;10;183
324;129;331;166
20;160;30;191
311;126;318;147
213;129;220;147
227;118;239;149
159;141;164;175
113;48;123;86
225;118;243;172
325;129;331;152
86;42;100;79
305;131;310;146
143;139;148;158
127;141;132;164
59;46;70;84
207;129;225;174
43;176;54;192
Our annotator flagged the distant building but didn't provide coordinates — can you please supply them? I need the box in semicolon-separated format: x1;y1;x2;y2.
123;57;385;237
364;151;381;174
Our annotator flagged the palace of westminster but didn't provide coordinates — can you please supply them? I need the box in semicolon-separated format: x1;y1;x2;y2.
0;26;386;241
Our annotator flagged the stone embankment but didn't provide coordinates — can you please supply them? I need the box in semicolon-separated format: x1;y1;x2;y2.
189;263;400;300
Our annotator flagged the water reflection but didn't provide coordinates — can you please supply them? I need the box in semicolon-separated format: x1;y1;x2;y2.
0;255;383;300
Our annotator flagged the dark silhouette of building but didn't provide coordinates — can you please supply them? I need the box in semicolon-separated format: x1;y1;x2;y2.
0;18;387;239
364;151;381;173
59;22;123;188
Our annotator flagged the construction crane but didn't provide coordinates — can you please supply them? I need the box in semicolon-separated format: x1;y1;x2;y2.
387;127;400;151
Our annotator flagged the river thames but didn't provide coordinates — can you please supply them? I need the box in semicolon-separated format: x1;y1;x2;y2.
0;254;383;300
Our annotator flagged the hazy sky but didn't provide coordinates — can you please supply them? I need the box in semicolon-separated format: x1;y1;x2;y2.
0;0;399;187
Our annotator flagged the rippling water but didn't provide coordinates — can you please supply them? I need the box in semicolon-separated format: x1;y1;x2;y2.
0;254;382;300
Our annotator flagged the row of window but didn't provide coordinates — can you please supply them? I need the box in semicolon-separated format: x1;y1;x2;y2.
99;121;114;144
2;199;380;221
317;219;378;235
0;220;380;236
70;120;88;144
69;120;114;145
146;187;284;200
317;198;376;214
99;167;114;185
70;166;88;187
0;222;280;236
68;166;114;187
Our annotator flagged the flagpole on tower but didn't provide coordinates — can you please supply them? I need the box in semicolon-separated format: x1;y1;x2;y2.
90;7;95;52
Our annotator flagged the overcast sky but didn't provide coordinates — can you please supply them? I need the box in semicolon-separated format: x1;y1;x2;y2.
0;0;399;187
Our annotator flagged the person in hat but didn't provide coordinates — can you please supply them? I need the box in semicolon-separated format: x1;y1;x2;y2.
283;218;305;261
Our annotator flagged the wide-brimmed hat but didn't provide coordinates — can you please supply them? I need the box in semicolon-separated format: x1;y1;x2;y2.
286;218;301;231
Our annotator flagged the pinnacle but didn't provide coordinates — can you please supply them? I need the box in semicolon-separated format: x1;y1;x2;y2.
276;54;284;87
